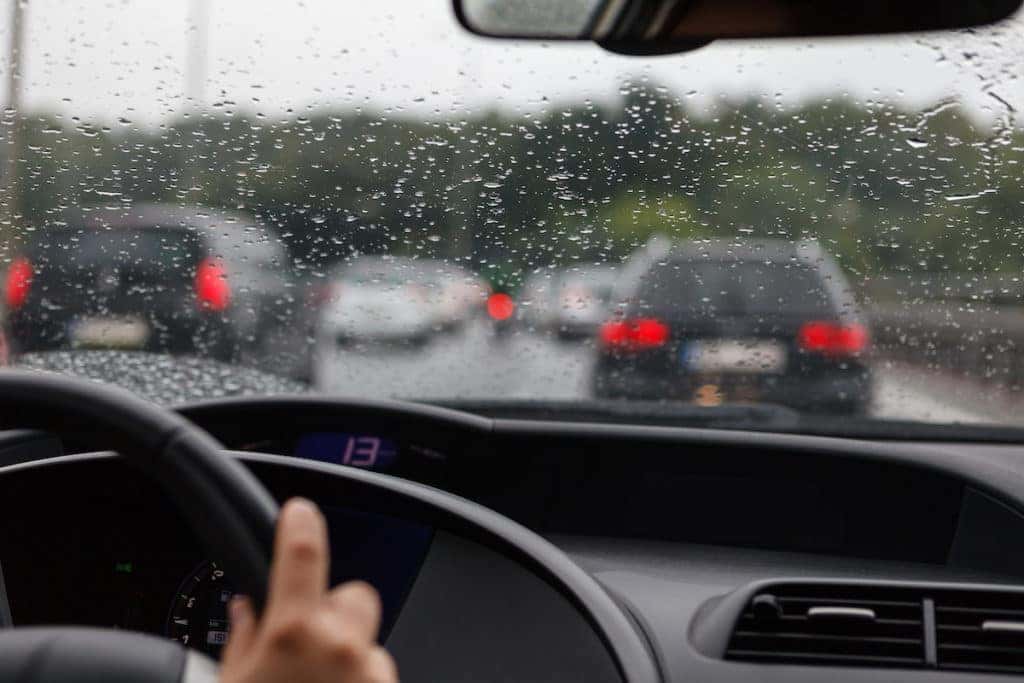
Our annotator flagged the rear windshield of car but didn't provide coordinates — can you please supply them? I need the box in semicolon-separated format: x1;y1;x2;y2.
637;260;835;318
568;279;615;302
29;227;202;273
335;260;445;286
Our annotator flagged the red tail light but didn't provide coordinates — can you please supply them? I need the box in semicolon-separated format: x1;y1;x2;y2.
5;257;32;310
487;293;515;321
798;321;868;356
195;258;230;311
599;318;670;350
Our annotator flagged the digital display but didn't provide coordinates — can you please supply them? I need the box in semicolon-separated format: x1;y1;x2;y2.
321;506;433;638
293;432;399;470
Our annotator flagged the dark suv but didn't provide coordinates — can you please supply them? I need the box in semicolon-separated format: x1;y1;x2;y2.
4;204;294;362
592;239;872;414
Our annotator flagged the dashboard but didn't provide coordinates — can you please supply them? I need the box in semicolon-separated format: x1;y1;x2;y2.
5;396;1024;682
177;397;1024;575
0;451;630;683
0;473;431;657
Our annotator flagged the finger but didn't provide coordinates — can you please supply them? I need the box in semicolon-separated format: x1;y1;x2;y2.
221;595;256;665
326;580;382;644
266;498;330;616
362;646;399;683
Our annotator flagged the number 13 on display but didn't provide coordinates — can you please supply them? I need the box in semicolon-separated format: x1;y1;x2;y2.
341;436;381;467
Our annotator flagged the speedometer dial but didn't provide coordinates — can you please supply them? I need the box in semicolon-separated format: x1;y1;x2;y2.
166;561;234;656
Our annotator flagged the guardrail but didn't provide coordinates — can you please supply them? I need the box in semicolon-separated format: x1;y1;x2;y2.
868;299;1024;390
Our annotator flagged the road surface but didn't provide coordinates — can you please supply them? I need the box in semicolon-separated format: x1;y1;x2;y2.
313;318;1014;426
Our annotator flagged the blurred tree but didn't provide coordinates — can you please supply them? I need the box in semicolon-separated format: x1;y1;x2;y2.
595;191;703;253
7;82;1023;286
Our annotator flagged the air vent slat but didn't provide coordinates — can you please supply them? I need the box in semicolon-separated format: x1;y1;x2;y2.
938;606;1024;618
940;643;1024;655
781;597;921;609
731;633;921;659
943;663;1024;675
937;625;1024;645
740;614;921;625
738;614;920;638
726;650;924;666
734;631;920;645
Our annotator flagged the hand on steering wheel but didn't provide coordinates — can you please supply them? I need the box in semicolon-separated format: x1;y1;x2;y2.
220;498;398;683
0;372;396;682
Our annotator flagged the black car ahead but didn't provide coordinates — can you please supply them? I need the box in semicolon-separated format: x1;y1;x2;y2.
4;204;294;363
592;239;872;414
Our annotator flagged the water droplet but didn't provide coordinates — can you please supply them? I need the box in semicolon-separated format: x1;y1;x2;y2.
945;190;996;202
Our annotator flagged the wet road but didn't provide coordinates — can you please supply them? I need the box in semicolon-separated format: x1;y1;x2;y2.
313;318;1010;426
314;319;595;401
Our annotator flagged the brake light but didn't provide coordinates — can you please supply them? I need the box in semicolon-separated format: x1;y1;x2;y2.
599;318;669;350
5;257;32;310
195;258;230;311
487;293;515;321
798;321;868;356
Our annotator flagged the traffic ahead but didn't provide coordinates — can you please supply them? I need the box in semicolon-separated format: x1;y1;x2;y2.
2;225;1020;427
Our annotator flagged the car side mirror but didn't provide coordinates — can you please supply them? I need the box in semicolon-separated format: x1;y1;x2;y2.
454;0;1022;54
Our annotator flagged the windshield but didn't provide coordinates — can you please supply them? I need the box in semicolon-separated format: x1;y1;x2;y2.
1;1;1022;433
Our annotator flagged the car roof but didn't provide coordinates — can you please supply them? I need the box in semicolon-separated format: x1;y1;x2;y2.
333;255;472;277
613;237;860;315
25;203;287;264
664;238;828;265
559;263;618;280
50;203;255;232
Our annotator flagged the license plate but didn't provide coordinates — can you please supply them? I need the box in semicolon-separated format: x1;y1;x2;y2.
682;339;787;374
70;316;150;349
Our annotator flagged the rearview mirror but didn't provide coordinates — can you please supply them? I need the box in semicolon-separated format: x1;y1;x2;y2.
454;0;1022;51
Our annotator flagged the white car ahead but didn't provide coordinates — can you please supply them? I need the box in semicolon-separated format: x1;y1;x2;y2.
316;256;437;348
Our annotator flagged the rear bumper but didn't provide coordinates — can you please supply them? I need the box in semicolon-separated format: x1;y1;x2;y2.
593;359;872;413
557;313;602;337
318;316;434;344
6;310;234;357
554;319;601;339
319;329;433;348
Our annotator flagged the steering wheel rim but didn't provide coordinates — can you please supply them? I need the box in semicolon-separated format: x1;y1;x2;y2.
0;370;279;679
0;627;220;682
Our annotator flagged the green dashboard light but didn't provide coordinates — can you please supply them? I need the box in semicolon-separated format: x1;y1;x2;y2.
114;562;133;574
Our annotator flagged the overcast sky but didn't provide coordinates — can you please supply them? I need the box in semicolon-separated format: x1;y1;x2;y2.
4;0;1021;127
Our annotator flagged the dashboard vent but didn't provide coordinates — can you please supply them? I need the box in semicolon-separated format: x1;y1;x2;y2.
725;584;926;668
936;590;1024;674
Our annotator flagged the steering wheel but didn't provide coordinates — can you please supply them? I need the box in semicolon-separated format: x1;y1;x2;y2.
0;371;279;681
